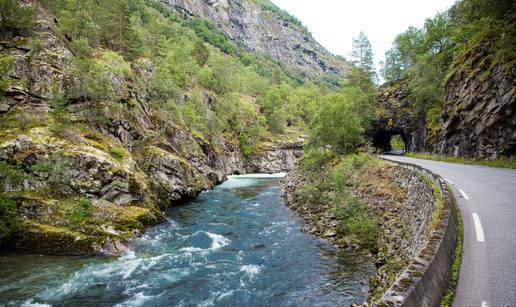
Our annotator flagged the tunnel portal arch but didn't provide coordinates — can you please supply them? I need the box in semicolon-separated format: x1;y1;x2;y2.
372;127;410;152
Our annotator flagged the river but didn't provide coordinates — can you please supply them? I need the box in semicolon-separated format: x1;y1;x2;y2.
0;174;374;306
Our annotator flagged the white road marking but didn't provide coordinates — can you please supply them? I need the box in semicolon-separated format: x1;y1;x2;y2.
472;213;485;242
482;301;489;307
458;189;470;200
444;178;454;184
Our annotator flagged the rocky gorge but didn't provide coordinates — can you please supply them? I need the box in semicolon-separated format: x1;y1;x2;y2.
0;0;305;255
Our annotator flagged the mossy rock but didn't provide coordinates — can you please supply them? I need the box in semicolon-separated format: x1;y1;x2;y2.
93;202;164;232
15;220;103;255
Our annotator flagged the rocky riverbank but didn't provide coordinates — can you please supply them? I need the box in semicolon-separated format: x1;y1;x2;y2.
281;157;436;302
0;127;301;255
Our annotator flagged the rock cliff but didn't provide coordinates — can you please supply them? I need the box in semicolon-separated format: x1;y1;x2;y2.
435;31;516;159
373;19;515;159
371;79;426;152
161;0;349;79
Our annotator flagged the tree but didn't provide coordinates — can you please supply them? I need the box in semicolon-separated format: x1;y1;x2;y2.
380;48;403;82
97;0;138;55
380;27;424;81
0;0;33;38
350;32;377;83
309;93;364;154
258;83;292;133
192;40;210;67
0;195;20;247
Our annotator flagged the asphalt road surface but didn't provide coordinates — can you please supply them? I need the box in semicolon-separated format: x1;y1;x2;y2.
381;155;516;307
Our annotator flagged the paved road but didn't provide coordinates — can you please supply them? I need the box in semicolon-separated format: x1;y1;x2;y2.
381;155;516;307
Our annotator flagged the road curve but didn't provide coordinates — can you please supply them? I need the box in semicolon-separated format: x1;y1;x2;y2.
381;155;516;307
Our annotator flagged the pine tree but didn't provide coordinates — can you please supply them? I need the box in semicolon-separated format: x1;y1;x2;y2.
350;32;377;83
0;0;33;38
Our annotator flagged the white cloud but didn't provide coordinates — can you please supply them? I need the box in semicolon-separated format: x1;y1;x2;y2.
270;0;456;78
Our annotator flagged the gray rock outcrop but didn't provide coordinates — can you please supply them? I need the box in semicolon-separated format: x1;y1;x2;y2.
371;80;426;152
435;62;515;158
161;0;349;79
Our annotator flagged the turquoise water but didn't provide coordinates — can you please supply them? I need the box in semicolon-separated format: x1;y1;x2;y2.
0;175;374;306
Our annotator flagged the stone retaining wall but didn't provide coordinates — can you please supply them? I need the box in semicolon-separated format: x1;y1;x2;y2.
375;160;459;307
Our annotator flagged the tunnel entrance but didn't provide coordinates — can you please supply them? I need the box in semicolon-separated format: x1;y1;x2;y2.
372;127;409;153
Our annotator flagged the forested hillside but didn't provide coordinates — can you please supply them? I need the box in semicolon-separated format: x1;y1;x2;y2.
0;0;375;253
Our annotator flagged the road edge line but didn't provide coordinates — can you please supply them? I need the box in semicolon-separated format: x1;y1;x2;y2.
472;213;485;242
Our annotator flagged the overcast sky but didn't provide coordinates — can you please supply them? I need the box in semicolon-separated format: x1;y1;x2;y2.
270;0;456;77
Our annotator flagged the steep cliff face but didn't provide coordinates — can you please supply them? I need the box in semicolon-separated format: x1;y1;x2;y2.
243;139;303;173
374;30;515;159
0;2;302;255
435;34;516;158
161;0;349;79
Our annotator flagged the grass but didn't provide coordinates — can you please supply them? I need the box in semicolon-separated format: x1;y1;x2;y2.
59;197;93;225
406;152;516;169
421;175;444;227
440;187;463;307
109;146;126;161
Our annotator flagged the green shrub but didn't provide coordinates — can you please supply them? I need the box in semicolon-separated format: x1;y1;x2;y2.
300;147;335;172
237;124;266;158
60;197;93;225
334;152;375;182
295;181;325;209
267;111;286;134
335;198;379;250
309;93;365;155
0;195;20;246
112;179;129;190
187;18;237;55
0;161;25;190
30;161;52;174
32;151;74;198
298;153;380;250
0;0;34;38
192;40;210;67
49;91;71;130
109;146;126;160
0;54;14;98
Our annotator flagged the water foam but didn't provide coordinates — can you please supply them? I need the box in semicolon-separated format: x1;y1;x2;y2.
240;265;262;278
207;232;230;249
21;300;52;307
179;232;230;253
228;173;287;179
114;291;162;307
